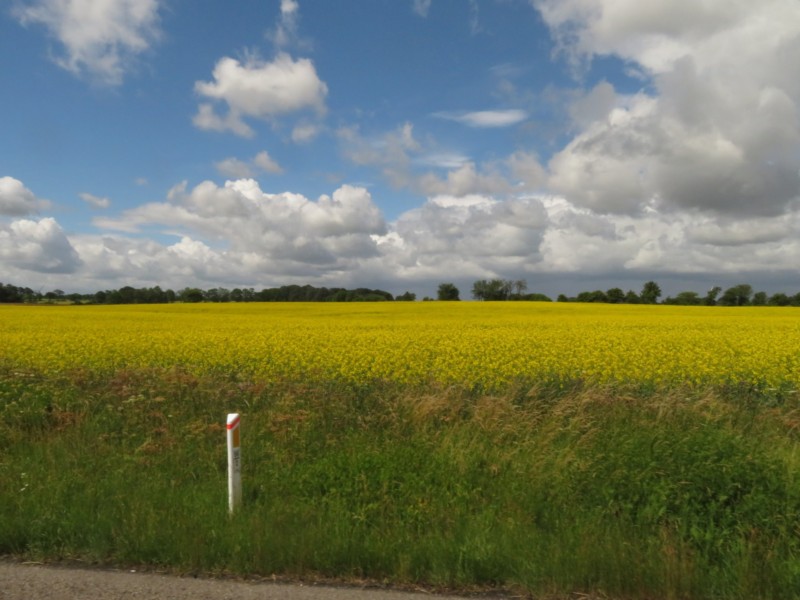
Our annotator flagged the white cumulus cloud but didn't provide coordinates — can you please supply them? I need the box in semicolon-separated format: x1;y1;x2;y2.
94;179;386;277
417;162;513;197
193;53;328;137
534;0;800;217
413;0;432;18
0;176;50;216
338;122;545;197
291;122;320;143
13;0;161;85
214;151;283;179
0;217;81;273
269;0;301;48
79;192;110;209
214;158;254;179
434;109;529;128
253;151;284;174
374;195;550;280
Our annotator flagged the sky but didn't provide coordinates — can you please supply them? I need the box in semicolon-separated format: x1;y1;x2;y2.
1;0;800;299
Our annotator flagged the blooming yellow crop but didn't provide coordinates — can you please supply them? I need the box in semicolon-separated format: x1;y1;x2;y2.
1;302;799;391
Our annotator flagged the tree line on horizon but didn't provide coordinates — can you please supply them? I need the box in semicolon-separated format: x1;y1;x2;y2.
0;282;395;305
0;279;798;307
470;279;800;307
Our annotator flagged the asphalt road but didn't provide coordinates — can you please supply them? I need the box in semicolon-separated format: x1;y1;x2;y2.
0;562;510;600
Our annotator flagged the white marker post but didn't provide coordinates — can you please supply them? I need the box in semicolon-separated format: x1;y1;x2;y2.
226;413;242;515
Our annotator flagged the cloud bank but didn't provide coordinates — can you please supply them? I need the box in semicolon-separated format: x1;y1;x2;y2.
3;0;799;296
535;0;800;217
2;173;800;295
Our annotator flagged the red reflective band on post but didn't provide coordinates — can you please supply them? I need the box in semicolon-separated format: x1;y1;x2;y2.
227;415;240;430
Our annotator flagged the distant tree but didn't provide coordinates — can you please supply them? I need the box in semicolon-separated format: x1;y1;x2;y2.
557;294;570;302
396;291;416;301
523;293;552;302
624;290;640;304
117;286;137;304
640;281;661;304
499;279;514;300
768;292;791;306
44;289;65;301
673;291;702;306
0;283;39;303
149;286;169;303
0;283;26;303
512;279;528;299
353;288;393;301
606;287;625;304
718;284;753;306
254;285;392;302
204;287;231;302
472;280;488;301
576;290;608;303
751;291;768;306
472;279;512;301
437;283;460;301
179;287;204;303
703;286;722;306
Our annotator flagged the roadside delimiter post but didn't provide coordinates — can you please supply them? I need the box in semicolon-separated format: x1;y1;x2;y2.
226;413;242;514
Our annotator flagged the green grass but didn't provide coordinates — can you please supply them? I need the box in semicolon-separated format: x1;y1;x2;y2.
2;367;800;598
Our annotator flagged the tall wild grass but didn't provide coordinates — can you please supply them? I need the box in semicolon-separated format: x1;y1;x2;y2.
1;367;799;598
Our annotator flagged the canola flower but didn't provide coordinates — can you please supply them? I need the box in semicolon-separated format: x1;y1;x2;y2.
1;302;800;391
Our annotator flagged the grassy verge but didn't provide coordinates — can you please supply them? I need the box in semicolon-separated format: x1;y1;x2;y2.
1;367;799;598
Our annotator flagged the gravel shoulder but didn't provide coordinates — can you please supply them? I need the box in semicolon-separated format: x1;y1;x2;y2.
0;560;510;600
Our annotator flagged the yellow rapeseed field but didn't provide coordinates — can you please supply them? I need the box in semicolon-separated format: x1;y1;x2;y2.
1;302;799;391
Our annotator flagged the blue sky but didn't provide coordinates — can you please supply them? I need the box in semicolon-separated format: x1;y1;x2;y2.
2;0;800;298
